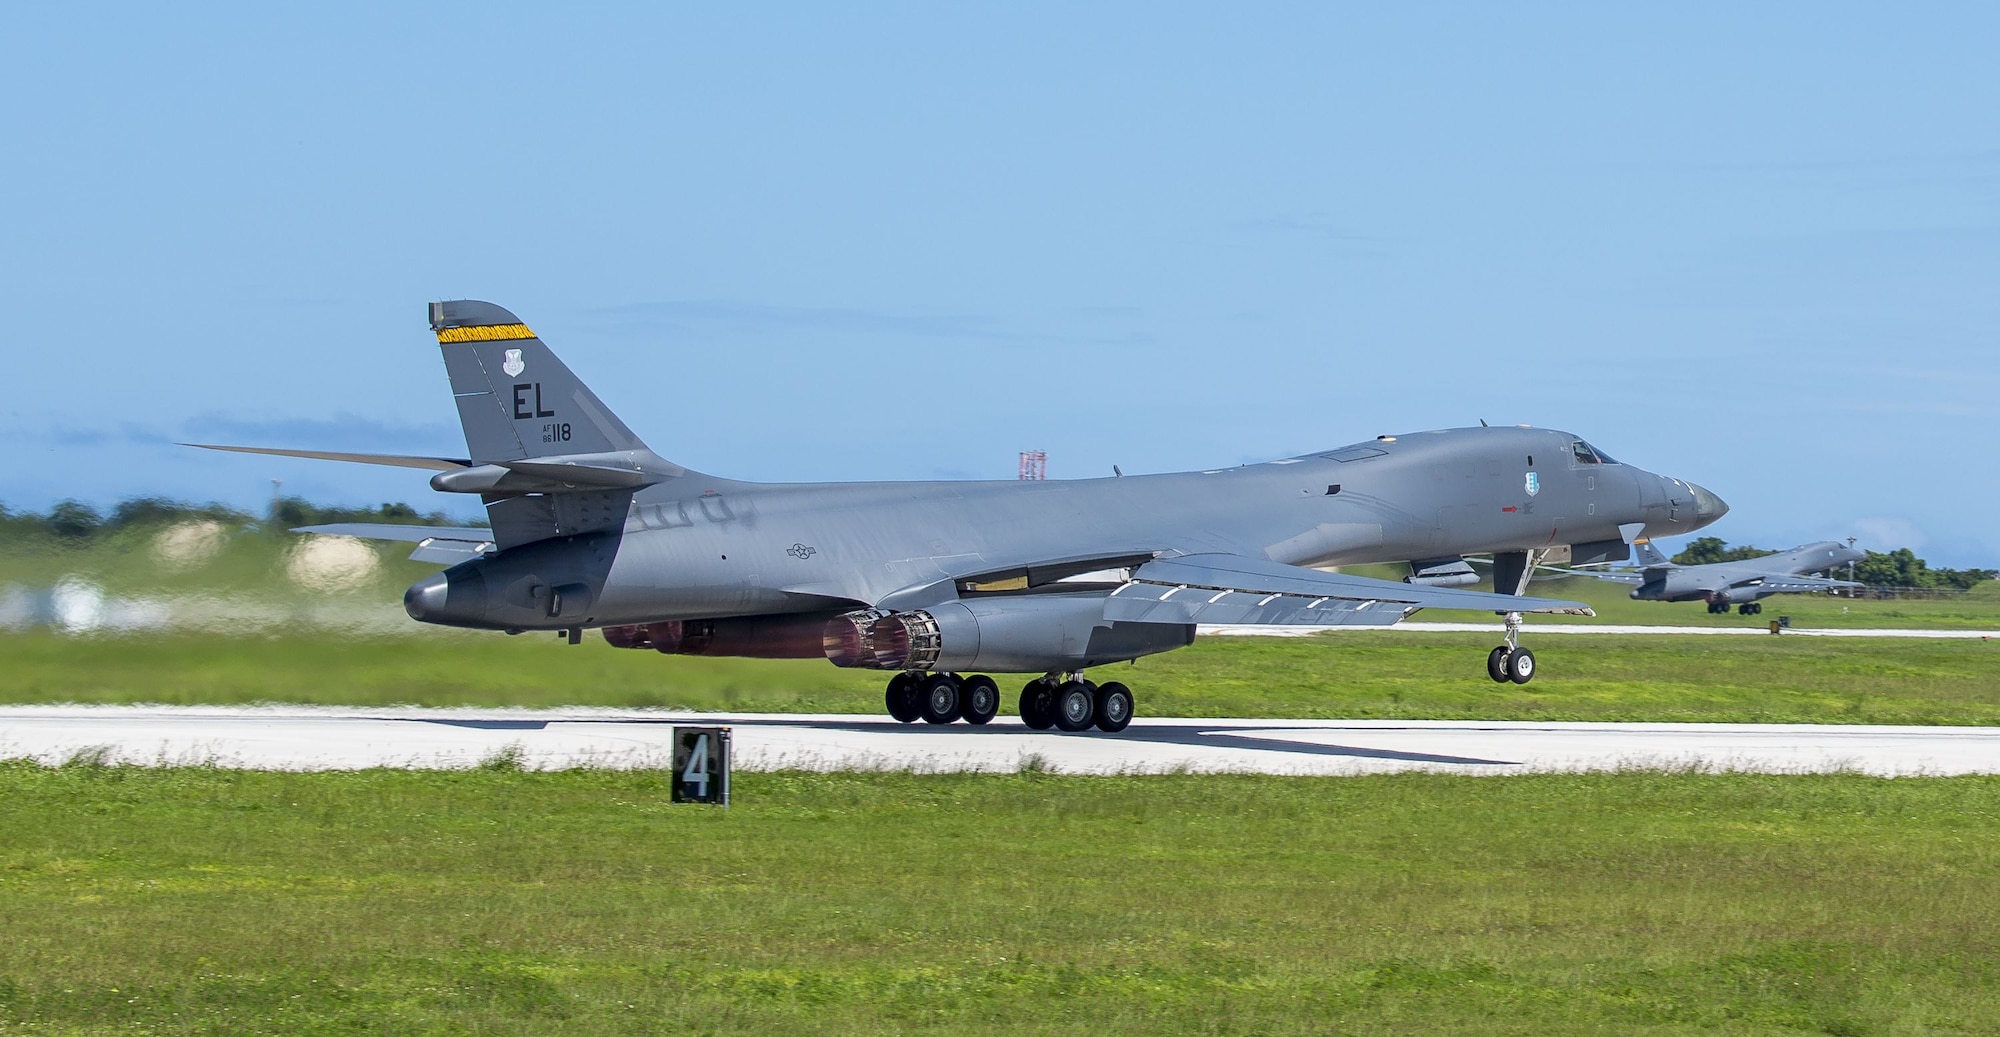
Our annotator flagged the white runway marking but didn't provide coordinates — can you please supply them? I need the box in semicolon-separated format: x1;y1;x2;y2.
1203;623;2000;639
4;706;1998;777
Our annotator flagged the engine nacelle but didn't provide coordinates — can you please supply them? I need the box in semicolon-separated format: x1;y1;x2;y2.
823;594;1192;673
602;612;837;658
1635;572;1721;603
405;533;614;631
1715;584;1768;605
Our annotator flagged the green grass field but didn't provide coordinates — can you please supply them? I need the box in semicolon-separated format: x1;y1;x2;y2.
3;764;1997;1036
8;535;2000;1034
6;628;1999;726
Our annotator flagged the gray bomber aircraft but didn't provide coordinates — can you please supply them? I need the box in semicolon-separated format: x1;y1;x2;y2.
1546;539;1864;615
192;300;1728;732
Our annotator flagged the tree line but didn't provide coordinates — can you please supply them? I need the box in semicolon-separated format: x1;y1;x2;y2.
5;500;1991;590
0;497;479;542
1670;536;1994;591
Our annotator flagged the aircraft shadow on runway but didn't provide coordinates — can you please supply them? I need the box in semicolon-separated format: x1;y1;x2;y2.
406;717;1519;768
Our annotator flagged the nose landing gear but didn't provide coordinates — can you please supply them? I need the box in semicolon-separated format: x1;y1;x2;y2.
1484;550;1550;684
1486;610;1536;684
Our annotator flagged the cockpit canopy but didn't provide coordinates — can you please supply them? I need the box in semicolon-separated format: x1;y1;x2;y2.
1571;440;1619;466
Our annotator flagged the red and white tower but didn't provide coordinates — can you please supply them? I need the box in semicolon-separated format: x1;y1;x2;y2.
1017;450;1047;480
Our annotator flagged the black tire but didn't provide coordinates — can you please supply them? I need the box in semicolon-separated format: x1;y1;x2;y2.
960;675;1000;725
885;672;922;723
1507;647;1536;684
919;673;962;724
1019;680;1056;730
1094;681;1134;733
1054;681;1096;732
1486;646;1512;683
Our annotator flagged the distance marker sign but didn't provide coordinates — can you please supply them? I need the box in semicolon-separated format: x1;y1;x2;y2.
672;727;731;805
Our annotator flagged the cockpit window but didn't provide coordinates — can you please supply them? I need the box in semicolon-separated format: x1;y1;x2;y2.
1571;440;1618;466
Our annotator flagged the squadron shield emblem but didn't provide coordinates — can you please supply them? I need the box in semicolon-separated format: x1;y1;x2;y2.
1525;471;1540;496
501;348;526;378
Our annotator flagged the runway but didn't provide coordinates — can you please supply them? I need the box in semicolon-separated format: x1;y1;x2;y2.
1208;622;2000;639
5;705;1999;777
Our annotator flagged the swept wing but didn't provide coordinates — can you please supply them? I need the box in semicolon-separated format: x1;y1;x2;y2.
1538;564;1648;586
1104;553;1593;627
1728;573;1863;593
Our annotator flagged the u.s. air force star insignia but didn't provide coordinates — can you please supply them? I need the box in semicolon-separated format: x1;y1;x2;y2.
502;348;526;378
787;543;817;560
1525;471;1540;496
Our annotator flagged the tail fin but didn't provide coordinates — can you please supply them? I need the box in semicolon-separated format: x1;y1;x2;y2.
1633;539;1670;568
430;300;649;462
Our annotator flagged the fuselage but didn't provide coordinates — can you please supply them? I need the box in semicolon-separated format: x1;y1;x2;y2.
413;425;1725;631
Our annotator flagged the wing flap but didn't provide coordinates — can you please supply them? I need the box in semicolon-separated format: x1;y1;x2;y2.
1105;583;1412;627
1106;553;1593;627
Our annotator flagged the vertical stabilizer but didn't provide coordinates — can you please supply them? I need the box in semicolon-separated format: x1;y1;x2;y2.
1633;539;1671;569
429;300;649;463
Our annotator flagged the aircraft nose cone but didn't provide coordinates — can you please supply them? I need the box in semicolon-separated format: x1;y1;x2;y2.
404;573;451;622
1689;482;1729;525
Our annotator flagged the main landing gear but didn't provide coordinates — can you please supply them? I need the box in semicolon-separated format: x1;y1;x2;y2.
1706;600;1762;615
884;671;1133;733
1485;610;1536;685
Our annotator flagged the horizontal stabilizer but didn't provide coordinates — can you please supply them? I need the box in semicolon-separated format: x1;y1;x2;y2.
293;523;493;543
1105;553;1593;627
293;523;495;565
428;453;675;494
187;444;471;471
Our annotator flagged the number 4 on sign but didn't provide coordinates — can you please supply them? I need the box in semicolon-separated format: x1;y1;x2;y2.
672;726;730;806
681;734;709;799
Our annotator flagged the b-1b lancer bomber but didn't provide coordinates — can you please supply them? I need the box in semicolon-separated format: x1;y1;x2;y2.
193;301;1728;731
1547;539;1865;615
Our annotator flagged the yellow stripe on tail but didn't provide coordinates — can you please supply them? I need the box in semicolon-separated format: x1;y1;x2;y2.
435;323;535;344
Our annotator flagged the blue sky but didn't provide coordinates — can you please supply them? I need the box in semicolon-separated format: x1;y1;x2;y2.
3;5;1995;564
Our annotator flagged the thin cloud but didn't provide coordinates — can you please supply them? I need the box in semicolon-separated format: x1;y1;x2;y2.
590;299;1020;342
1231;214;1390;254
41;422;170;448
